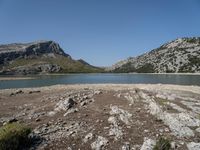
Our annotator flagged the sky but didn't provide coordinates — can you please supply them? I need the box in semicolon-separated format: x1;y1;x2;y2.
0;0;200;66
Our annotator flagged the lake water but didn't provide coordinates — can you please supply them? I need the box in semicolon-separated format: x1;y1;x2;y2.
0;73;200;89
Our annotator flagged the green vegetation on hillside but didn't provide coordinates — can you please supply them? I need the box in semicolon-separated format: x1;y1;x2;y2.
6;54;104;73
113;62;155;73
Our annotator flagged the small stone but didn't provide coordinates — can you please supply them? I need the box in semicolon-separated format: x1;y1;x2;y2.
10;93;15;96
122;142;130;150
171;142;177;149
29;90;41;94
165;128;170;132
140;138;156;150
83;133;93;143
94;90;102;95
16;90;23;94
91;136;108;150
80;101;87;107
159;129;164;133
187;142;200;150
84;114;88;117
55;98;76;111
4;118;18;125
35;118;41;122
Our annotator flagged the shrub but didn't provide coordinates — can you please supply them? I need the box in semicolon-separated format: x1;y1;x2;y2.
153;137;171;150
0;122;31;150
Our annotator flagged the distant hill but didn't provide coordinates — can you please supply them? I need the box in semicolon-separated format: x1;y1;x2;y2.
108;37;200;73
0;40;103;75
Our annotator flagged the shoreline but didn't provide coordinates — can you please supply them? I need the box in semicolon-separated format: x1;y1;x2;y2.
0;72;200;81
1;83;200;93
0;77;36;81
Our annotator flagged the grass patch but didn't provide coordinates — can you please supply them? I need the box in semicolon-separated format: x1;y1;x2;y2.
153;137;171;150
0;122;31;150
156;98;168;106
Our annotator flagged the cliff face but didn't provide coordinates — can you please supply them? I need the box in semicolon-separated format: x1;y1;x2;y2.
0;41;70;65
0;41;102;75
109;37;200;73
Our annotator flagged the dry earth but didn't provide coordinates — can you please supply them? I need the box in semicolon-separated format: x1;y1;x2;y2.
1;84;200;150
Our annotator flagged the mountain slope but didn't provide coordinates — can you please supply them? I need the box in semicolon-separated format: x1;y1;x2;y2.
0;41;102;75
109;37;200;73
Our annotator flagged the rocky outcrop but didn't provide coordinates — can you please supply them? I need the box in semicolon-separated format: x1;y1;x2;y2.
108;37;200;73
1;64;61;75
0;40;70;65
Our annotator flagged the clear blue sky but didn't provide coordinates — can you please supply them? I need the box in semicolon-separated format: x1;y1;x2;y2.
0;0;200;66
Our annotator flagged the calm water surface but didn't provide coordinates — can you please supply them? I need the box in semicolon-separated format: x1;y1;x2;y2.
0;73;200;89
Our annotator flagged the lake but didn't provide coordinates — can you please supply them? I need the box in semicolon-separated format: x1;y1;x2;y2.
0;73;200;89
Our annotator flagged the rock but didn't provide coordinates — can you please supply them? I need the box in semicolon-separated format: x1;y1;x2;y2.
108;116;123;140
35;118;41;122
110;105;132;125
29;90;41;94
171;142;177;149
91;136;108;150
63;108;78;116
48;111;56;116
3;118;18;125
140;137;156;150
55;98;76;112
10;90;23;96
80;101;87;107
195;127;200;133
122;142;130;150
10;93;15;96
83;133;93;143
140;92;196;138
94;90;102;95
67;147;72;150
187;142;200;150
16;90;23;94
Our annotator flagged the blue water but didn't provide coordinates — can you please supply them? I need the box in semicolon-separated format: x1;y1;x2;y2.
0;73;200;89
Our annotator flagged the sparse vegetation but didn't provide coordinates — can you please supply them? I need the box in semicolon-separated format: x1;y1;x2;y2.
0;122;31;150
113;62;137;73
153;137;171;150
6;54;104;73
113;63;155;73
136;63;155;73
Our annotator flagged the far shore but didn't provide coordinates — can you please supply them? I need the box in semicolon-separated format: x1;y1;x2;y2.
0;77;35;81
0;72;200;81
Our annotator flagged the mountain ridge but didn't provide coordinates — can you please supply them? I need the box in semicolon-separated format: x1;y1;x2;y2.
0;40;102;75
108;37;200;73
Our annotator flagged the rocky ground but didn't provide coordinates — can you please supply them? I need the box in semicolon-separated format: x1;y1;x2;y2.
1;84;200;150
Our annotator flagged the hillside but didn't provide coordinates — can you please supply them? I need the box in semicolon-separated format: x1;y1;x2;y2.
108;37;200;73
0;41;102;75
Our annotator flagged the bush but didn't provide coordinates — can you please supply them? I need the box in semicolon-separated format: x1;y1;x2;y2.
153;137;171;150
0;122;31;150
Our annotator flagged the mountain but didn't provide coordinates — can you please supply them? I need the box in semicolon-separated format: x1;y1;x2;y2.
0;40;102;75
108;37;200;73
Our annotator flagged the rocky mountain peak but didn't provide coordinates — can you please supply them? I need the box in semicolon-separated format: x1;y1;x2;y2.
0;40;70;65
109;37;200;73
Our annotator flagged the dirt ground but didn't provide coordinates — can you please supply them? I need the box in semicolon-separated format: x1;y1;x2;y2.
1;84;200;150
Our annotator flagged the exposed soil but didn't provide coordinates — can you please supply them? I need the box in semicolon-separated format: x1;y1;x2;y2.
1;84;200;150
